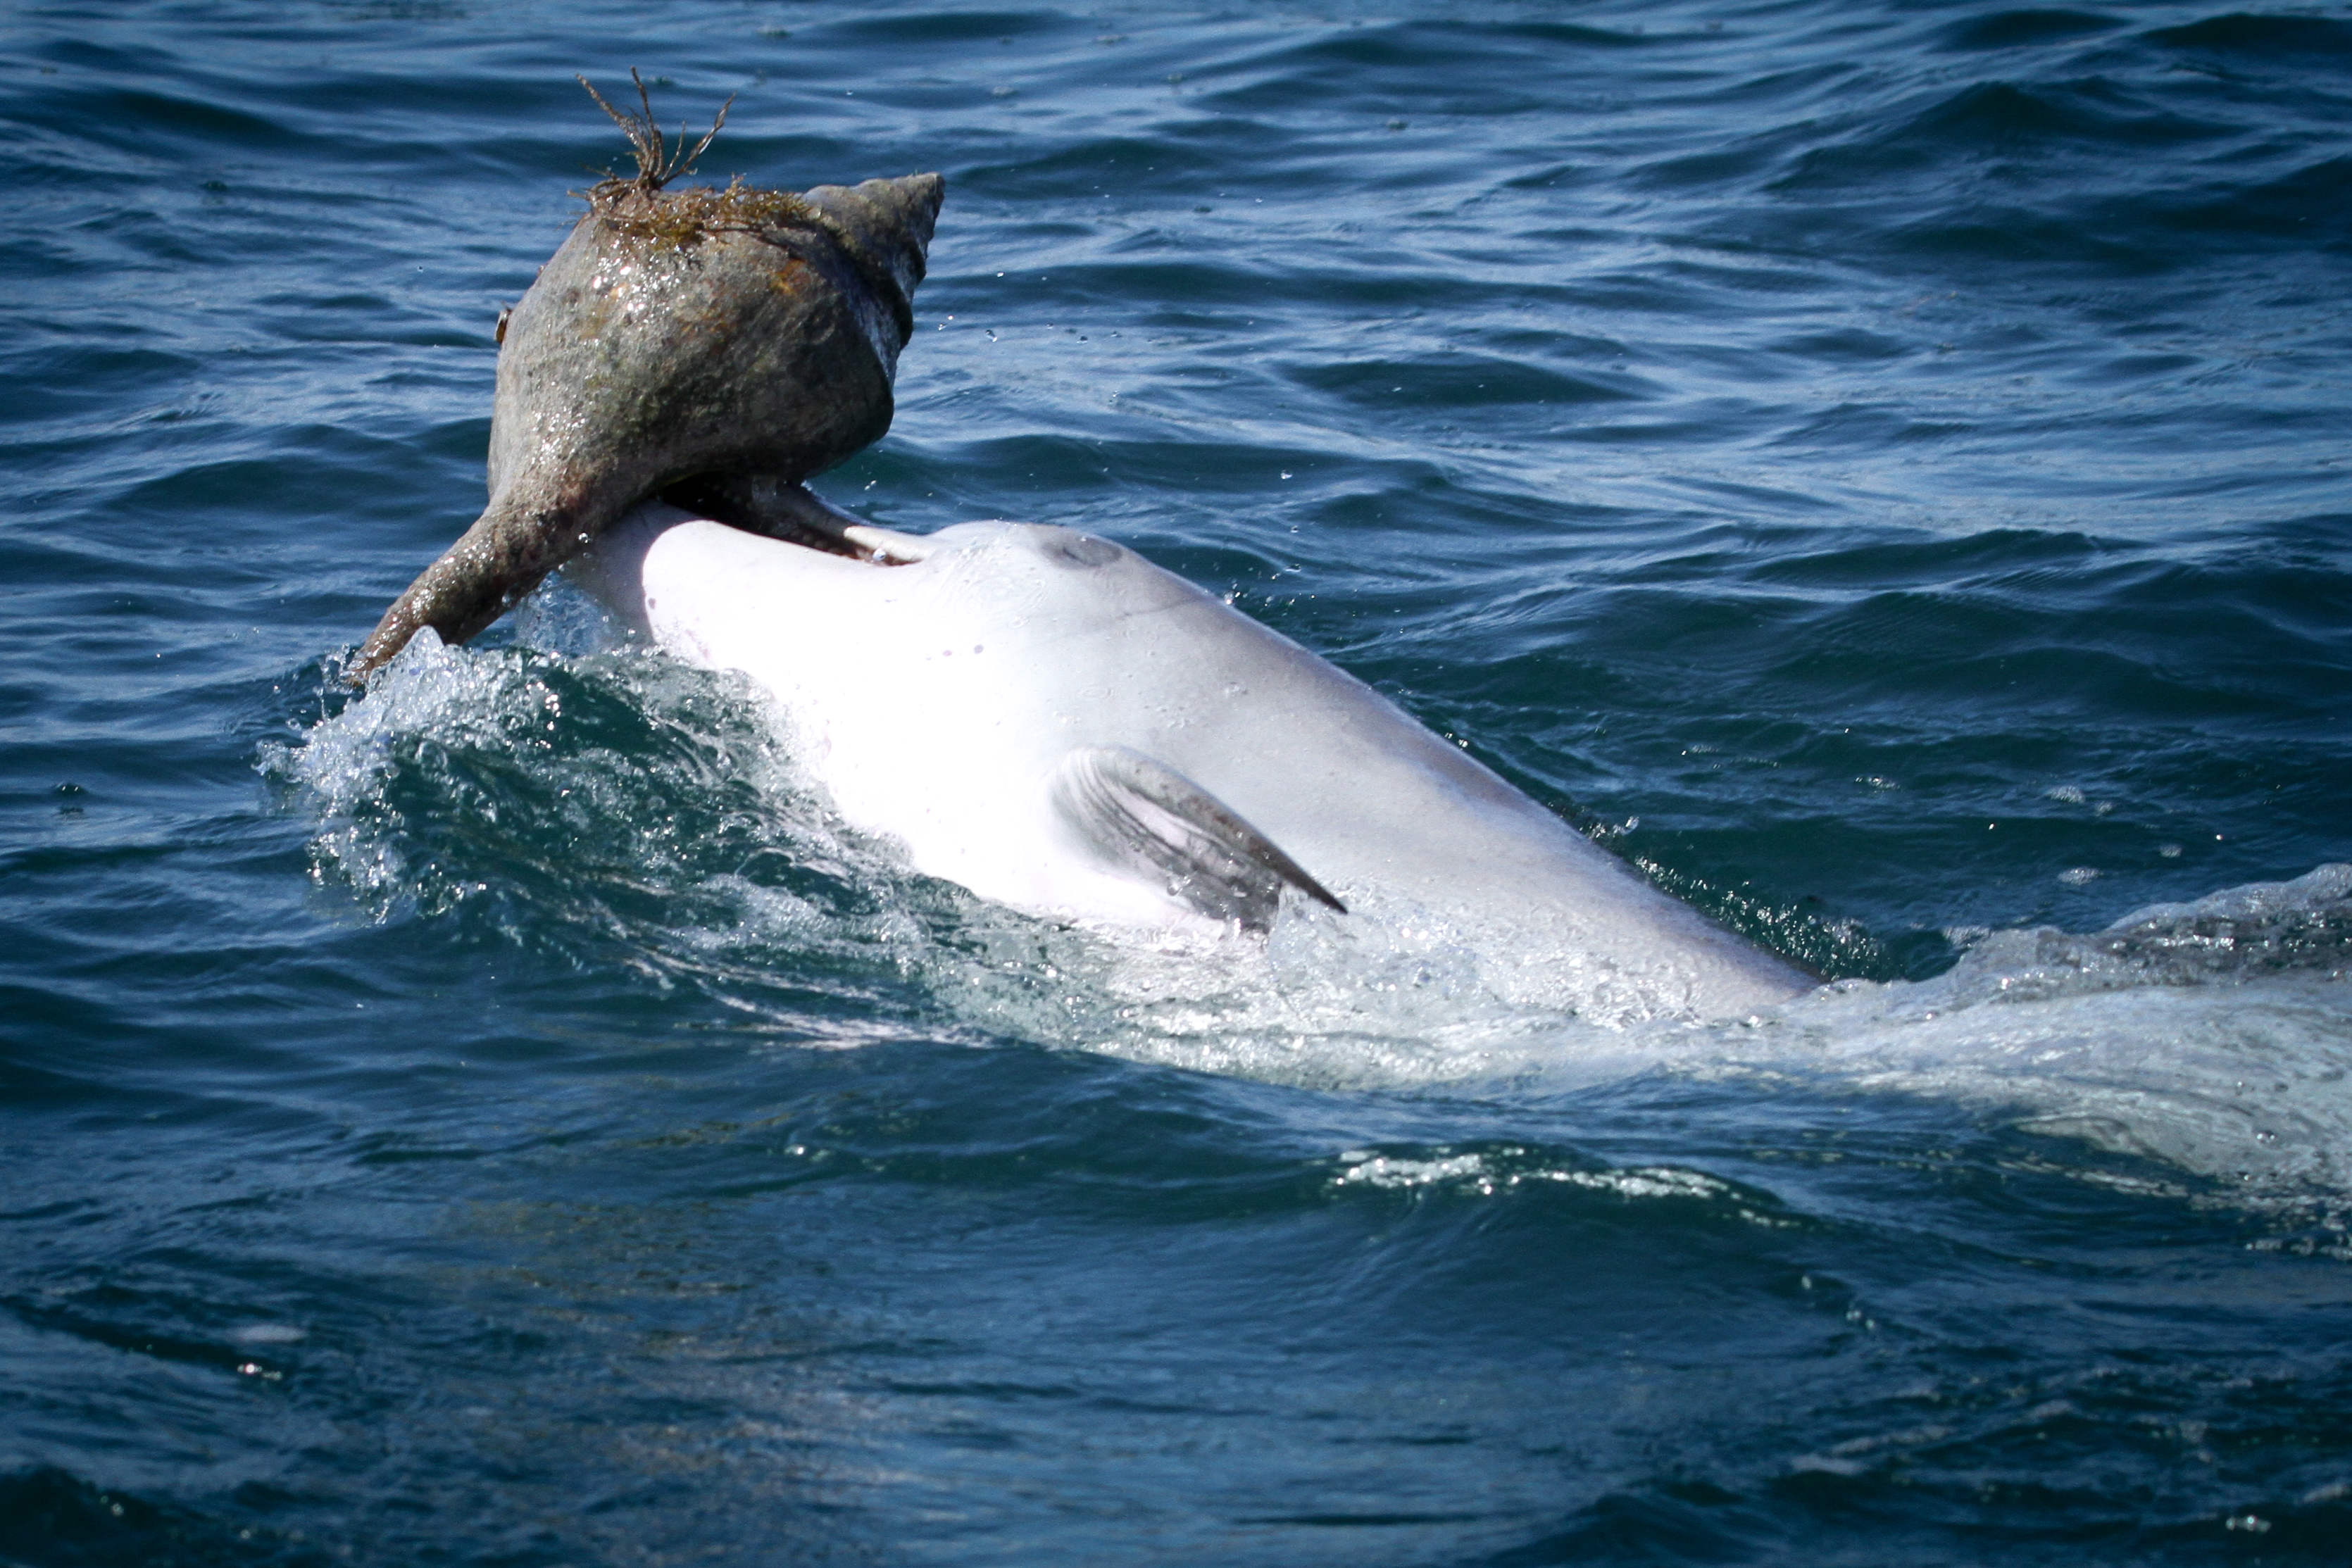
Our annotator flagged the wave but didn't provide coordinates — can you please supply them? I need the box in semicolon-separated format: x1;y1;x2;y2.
277;627;2352;1202
1937;9;2126;53
0;1465;325;1568
2147;12;2352;63
1696;867;2350;1194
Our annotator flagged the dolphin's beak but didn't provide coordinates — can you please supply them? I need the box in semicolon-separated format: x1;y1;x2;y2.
662;475;935;565
352;170;945;681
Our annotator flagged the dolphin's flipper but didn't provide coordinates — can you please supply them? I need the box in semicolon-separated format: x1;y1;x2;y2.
1050;746;1346;933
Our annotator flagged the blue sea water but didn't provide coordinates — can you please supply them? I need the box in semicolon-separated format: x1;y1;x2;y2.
5;0;2352;1562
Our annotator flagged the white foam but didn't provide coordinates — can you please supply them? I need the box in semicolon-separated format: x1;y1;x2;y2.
270;632;2352;1199
1694;865;2352;1196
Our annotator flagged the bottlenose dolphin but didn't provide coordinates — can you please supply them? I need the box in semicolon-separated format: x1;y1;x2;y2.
354;77;944;679
567;486;1817;1023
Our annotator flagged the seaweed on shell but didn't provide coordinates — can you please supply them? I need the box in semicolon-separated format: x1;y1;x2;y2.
576;70;813;247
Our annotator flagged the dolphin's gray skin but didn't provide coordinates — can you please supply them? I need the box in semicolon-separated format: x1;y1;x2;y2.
353;87;943;679
570;494;1819;1025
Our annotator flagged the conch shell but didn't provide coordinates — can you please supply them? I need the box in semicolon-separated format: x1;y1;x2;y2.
354;76;942;678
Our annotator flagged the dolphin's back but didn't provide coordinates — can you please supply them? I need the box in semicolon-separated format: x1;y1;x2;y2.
582;508;1814;1022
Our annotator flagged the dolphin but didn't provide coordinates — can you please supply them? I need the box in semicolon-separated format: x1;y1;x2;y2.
353;77;944;679
564;484;1818;1024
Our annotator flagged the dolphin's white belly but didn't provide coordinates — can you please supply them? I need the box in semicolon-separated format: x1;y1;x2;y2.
573;503;1814;1022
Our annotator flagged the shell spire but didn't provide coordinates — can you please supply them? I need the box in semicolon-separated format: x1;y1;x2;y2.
801;173;945;360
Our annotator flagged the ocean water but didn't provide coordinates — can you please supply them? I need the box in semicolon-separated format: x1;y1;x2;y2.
4;0;2351;1562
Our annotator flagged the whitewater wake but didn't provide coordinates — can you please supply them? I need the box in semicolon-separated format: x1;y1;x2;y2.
275;629;2352;1200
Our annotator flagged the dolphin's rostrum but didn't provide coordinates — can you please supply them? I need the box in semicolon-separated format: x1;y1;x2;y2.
354;74;943;679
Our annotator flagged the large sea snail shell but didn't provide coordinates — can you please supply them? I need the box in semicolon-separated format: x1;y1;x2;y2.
353;140;942;680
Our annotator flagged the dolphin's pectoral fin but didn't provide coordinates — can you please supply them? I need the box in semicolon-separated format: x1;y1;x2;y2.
1050;747;1346;934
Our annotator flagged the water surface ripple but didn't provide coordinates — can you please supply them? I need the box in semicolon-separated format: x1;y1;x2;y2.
4;1;2351;1563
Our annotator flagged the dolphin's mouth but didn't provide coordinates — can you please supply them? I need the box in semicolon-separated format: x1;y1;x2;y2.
660;475;930;565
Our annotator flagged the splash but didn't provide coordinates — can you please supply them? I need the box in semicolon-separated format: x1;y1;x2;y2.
270;615;1673;1075
1714;866;2352;1197
270;627;2352;1196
